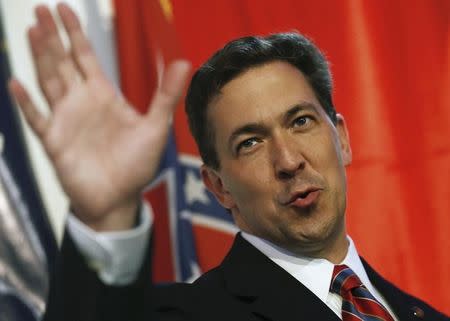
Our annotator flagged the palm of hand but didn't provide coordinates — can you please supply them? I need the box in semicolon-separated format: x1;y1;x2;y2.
47;77;162;220
9;4;190;228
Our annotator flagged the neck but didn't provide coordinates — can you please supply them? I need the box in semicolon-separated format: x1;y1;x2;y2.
311;232;349;263
299;219;349;263
242;230;350;264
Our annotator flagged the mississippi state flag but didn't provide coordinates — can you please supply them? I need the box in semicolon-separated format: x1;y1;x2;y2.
114;0;237;283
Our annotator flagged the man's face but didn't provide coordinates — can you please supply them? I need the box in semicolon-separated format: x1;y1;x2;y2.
201;61;352;259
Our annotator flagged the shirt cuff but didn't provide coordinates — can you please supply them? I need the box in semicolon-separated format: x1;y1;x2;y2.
66;202;152;285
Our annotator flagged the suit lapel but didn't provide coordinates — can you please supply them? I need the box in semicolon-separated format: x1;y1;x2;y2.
221;234;340;321
362;257;428;321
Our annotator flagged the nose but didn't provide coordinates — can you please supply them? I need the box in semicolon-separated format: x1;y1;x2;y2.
272;133;305;180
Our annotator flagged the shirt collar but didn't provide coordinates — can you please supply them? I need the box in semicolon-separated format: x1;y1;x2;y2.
341;237;377;296
241;232;373;305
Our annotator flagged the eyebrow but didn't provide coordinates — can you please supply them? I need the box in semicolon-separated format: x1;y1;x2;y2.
228;123;269;149
282;102;317;124
227;102;318;148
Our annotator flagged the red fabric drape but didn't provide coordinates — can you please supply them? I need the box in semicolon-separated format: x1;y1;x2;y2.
114;0;186;282
114;0;449;313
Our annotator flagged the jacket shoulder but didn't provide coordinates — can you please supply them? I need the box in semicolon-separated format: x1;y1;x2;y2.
151;265;254;321
362;258;448;321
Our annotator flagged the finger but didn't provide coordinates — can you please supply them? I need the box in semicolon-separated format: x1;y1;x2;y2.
31;6;78;105
8;79;49;138
57;3;103;78
35;5;79;87
28;25;64;106
146;60;192;126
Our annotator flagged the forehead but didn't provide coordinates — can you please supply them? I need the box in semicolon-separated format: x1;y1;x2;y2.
208;61;322;143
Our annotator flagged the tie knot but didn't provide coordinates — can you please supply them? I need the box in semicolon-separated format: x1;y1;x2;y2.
330;265;363;295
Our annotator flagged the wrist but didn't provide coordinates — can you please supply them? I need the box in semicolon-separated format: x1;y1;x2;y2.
67;202;152;285
73;198;140;232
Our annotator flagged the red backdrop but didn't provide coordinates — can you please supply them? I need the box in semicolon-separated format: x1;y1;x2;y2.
114;0;450;314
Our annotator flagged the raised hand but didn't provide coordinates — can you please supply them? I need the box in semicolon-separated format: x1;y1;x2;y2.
8;3;191;231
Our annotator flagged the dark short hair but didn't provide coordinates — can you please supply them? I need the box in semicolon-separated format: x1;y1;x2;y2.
185;32;336;170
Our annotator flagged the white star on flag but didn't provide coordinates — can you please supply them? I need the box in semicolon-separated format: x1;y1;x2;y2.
184;170;210;205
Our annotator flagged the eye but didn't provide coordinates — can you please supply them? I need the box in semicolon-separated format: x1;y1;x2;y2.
292;115;313;128
236;137;260;153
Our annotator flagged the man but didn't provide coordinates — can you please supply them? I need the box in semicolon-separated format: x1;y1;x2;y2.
8;3;447;321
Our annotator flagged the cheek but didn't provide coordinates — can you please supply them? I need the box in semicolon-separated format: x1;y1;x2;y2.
319;137;348;194
224;158;274;204
307;132;347;189
312;129;344;167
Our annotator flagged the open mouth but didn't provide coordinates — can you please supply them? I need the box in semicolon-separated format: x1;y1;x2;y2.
297;191;310;199
287;189;321;208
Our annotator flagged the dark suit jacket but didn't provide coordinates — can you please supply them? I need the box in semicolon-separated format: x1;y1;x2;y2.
44;232;448;321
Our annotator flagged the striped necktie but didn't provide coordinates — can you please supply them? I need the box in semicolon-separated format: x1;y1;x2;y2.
330;265;395;321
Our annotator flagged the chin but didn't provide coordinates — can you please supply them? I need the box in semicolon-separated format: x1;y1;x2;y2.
286;219;344;251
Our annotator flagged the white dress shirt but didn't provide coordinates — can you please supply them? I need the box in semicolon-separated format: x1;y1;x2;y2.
67;202;152;285
241;232;399;320
68;205;398;320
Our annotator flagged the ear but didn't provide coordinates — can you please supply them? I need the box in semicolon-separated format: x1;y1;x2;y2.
200;165;236;209
335;114;352;166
